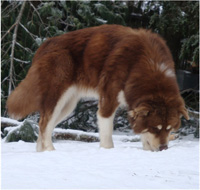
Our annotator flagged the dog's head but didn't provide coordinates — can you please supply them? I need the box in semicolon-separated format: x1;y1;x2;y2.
128;97;189;151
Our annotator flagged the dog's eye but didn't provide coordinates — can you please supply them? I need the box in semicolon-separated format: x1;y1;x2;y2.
166;125;172;131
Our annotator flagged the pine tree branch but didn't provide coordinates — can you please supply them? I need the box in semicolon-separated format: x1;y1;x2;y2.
1;23;17;41
8;1;26;95
13;58;31;64
180;88;199;94
29;2;45;25
1;2;20;17
19;22;37;40
16;42;33;54
29;1;52;37
2;45;12;60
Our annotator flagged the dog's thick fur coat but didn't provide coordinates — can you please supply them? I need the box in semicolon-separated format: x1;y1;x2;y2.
7;25;189;151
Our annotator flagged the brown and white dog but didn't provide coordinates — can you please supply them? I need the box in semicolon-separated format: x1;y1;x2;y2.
7;25;189;152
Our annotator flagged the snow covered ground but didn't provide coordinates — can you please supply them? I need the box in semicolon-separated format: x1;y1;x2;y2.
1;131;199;189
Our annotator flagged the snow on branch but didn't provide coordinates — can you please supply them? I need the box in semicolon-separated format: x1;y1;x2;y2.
13;58;31;64
1;117;22;130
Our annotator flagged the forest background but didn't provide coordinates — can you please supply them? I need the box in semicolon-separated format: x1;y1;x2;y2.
1;1;199;138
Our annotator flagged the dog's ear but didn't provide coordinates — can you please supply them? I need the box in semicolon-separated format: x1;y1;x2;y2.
134;106;149;117
179;107;190;120
177;97;190;120
128;103;151;119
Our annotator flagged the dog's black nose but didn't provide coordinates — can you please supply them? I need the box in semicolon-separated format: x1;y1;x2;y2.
159;144;168;151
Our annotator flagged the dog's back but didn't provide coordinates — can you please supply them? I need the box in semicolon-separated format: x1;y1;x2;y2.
7;25;147;119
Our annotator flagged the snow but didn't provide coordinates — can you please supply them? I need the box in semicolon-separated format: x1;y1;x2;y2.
54;128;99;136
95;18;108;24
1;132;199;189
1;117;22;125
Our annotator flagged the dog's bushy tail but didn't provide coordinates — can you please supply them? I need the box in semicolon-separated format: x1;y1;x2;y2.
6;67;40;120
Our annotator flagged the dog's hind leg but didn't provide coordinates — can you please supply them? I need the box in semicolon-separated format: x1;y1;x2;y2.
36;86;78;152
54;96;79;126
37;114;55;152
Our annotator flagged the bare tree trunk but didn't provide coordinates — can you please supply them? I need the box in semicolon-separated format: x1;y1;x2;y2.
8;1;26;95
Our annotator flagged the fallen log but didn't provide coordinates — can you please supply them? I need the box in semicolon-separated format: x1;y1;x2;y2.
1;117;22;130
53;129;99;142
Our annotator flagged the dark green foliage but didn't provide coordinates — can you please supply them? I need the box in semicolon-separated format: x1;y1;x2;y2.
180;35;199;66
149;1;199;69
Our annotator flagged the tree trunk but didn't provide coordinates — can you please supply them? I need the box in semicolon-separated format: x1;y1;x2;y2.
8;1;26;95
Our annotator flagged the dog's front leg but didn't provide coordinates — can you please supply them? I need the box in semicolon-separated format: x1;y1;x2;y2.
97;110;116;148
